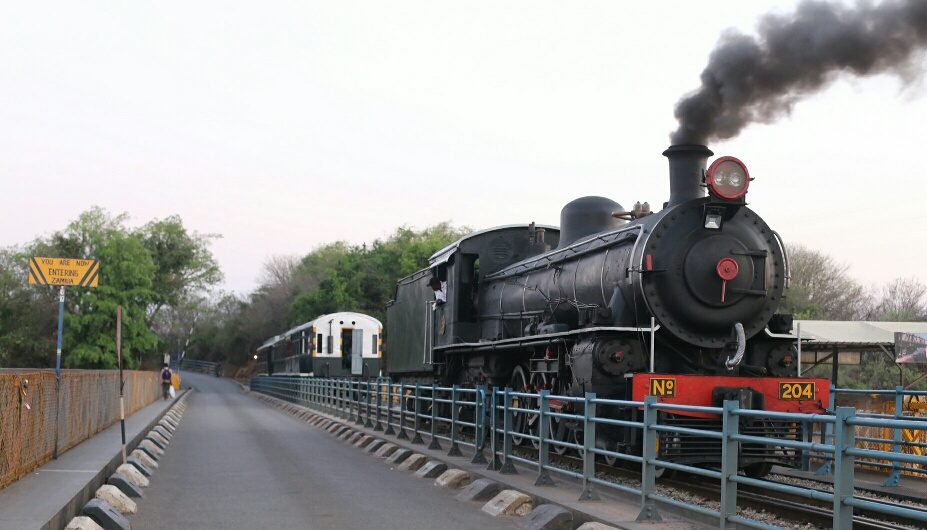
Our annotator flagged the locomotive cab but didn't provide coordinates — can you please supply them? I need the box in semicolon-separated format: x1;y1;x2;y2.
386;224;560;382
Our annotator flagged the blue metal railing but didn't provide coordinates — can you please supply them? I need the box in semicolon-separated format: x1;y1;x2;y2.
250;376;927;530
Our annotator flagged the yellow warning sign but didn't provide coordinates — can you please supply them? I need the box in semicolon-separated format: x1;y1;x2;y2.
28;257;99;287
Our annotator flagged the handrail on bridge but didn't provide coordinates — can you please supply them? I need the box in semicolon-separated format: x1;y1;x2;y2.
249;375;927;530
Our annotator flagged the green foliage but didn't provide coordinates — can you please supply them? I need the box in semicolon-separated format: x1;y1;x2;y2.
0;248;58;367
0;207;223;369
288;223;468;326
37;209;159;368
140;216;223;324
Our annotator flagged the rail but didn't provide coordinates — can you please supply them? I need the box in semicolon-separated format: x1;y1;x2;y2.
250;375;927;530
0;369;160;490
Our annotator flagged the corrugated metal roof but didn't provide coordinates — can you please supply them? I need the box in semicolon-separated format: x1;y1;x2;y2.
796;320;927;348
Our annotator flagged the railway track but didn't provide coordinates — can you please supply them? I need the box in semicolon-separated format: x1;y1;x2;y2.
498;430;927;529
663;472;927;530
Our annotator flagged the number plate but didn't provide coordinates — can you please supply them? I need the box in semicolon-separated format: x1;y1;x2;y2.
650;378;676;397
779;381;815;400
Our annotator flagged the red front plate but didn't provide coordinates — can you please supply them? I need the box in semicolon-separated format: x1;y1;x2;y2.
632;373;830;418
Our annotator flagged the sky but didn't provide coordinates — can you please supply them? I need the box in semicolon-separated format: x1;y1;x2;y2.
2;1;925;296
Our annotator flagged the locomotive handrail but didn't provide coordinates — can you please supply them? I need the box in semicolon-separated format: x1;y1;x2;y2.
772;229;791;288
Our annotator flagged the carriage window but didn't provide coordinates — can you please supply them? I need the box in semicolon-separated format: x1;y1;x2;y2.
318;333;323;353
371;334;378;356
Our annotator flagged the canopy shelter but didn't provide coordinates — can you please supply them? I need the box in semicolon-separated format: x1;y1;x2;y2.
796;320;927;389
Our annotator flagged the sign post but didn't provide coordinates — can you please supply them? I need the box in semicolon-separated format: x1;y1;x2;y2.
28;256;99;459
117;305;127;465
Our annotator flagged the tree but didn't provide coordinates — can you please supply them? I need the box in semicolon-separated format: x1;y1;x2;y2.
0;247;58;367
288;223;468;326
31;208;158;368
780;244;871;320
140;216;222;325
871;278;927;322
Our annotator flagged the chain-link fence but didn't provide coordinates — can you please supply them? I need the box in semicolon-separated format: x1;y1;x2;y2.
0;369;160;490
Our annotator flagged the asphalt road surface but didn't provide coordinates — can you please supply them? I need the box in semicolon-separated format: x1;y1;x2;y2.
129;372;519;529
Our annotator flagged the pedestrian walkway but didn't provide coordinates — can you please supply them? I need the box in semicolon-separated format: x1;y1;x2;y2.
0;392;178;530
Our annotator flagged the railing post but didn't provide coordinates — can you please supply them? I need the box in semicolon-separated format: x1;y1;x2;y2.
833;407;856;530
364;381;374;428
448;385;462;456
396;383;409;440
883;386;903;487
411;383;424;445
325;379;332;414
816;385;837;476
535;389;553;486
354;380;361;421
385;381;396;435
636;395;663;522
471;384;488;465
347;380;356;422
500;387;517;474
428;383;442;450
374;379;385;431
800;418;811;471
720;400;740;530
330;379;336;414
338;379;351;420
487;387;502;471
579;392;599;501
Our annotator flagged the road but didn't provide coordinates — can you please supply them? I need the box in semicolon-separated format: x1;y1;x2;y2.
129;372;519;529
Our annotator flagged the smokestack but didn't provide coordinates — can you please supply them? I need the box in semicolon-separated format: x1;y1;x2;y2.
664;144;713;207
671;0;927;145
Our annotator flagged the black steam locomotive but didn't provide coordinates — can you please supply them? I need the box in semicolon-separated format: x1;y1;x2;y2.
385;144;828;476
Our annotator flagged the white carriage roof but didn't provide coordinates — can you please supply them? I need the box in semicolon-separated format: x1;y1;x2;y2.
312;311;382;327
257;334;285;350
796;320;927;351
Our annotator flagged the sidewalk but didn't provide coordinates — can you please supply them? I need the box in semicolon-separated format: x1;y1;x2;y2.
0;393;182;530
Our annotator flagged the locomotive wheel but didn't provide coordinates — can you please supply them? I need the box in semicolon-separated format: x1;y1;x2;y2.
544;374;570;455
743;462;773;478
524;373;568;454
655;427;680;479
509;366;530;445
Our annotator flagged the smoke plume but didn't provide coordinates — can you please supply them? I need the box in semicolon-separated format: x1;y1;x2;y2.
671;0;927;145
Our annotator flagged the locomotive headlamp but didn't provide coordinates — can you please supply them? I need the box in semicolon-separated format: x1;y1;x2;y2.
704;205;725;229
706;156;750;200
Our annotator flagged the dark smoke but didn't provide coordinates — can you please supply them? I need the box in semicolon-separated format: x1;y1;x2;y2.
671;0;927;145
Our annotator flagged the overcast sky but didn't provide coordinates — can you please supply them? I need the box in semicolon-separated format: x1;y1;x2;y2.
2;1;925;296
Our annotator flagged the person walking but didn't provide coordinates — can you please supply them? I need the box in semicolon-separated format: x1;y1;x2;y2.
160;363;173;400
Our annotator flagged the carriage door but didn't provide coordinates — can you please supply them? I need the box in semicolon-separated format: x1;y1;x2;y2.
351;329;363;376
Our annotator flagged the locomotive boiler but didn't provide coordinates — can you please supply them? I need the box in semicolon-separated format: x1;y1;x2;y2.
386;144;829;476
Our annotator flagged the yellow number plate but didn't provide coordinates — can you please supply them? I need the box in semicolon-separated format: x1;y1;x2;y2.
779;382;815;400
650;378;676;397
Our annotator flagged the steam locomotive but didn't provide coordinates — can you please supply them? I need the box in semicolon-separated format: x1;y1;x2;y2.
386;144;829;477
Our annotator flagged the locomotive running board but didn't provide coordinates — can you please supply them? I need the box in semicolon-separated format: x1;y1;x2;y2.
432;325;661;353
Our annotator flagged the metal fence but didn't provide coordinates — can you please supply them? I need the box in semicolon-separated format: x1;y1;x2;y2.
0;369;160;490
176;358;221;376
251;375;927;530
